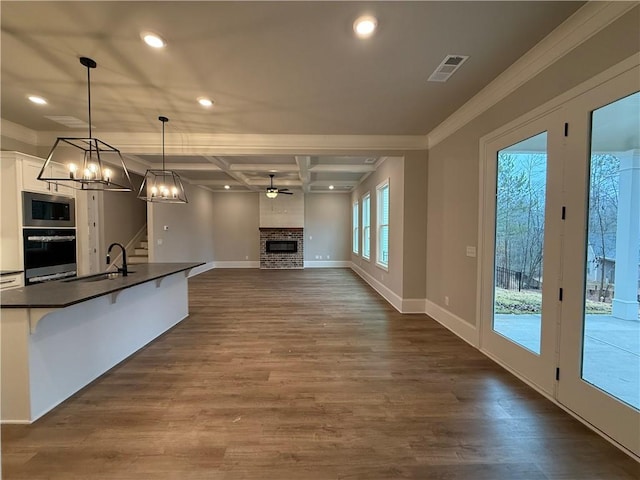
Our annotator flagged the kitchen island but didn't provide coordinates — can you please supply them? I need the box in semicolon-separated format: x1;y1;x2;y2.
0;262;203;423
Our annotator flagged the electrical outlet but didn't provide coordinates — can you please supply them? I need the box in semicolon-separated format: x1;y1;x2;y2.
157;239;163;246
326;255;330;259
245;255;249;260
444;296;450;306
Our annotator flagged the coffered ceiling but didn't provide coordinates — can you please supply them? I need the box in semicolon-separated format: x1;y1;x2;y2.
1;1;585;192
127;154;383;193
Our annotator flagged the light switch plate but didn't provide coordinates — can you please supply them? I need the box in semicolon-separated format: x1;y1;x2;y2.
466;246;476;257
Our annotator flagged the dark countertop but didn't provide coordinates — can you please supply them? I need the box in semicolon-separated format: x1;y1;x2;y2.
0;263;203;309
1;270;23;276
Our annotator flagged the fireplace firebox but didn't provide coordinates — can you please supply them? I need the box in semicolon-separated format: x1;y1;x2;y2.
266;240;298;253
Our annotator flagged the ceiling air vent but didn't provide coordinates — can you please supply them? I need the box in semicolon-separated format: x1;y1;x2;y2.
44;116;91;129
428;54;469;83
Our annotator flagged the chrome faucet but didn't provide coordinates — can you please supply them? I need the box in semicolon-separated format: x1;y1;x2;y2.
106;243;128;276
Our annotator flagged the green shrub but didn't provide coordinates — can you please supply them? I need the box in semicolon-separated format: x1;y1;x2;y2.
493;288;612;314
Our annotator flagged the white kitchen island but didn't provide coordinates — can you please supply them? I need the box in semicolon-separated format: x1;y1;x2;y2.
0;263;202;423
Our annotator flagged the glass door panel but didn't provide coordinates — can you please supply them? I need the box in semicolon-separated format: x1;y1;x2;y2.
493;132;548;355
582;92;640;410
481;114;562;396
558;65;640;457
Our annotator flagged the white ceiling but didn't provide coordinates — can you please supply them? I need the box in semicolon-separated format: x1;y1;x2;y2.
1;1;585;192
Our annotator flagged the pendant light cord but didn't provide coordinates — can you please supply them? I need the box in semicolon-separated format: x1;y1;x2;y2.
162;120;165;171
87;63;92;139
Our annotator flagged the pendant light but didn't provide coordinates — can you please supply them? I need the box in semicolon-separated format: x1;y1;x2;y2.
137;116;188;203
38;57;133;192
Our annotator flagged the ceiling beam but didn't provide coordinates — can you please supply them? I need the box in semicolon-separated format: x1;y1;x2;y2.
310;180;356;188
309;164;376;173
196;180;245;186
295;156;311;193
204;156;259;192
229;163;298;173
159;163;222;171
247;178;302;187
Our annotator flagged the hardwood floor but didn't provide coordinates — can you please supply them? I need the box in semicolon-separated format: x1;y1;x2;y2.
2;268;638;479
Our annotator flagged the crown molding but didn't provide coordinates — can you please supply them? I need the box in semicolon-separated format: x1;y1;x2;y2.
34;131;429;154
0;119;38;145
426;1;637;149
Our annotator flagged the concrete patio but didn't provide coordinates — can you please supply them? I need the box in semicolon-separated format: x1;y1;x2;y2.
494;313;640;409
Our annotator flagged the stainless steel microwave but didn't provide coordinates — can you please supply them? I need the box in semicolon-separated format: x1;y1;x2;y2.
22;191;75;228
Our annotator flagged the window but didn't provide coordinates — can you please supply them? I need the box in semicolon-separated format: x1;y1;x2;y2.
376;180;389;268
362;193;370;259
352;200;359;255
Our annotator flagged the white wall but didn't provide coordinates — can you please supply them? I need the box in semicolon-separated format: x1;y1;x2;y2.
149;182;216;263
304;193;350;262
259;192;304;227
210;192;260;262
149;185;349;266
351;157;405;300
1;137;38;156
102;172;146;260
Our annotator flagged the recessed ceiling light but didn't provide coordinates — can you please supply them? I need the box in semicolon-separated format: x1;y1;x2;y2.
28;95;47;105
224;185;230;190
141;32;166;49
197;97;213;107
329;185;335;190
353;15;377;38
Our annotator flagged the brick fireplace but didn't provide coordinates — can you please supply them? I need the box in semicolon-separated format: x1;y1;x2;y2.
259;228;304;269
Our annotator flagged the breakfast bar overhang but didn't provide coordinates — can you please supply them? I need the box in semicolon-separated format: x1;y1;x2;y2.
0;263;203;423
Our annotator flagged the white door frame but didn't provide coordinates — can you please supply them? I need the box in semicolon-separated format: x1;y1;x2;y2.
477;55;640;458
478;114;563;396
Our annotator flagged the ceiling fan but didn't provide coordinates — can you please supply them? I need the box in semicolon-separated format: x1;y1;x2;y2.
265;174;293;198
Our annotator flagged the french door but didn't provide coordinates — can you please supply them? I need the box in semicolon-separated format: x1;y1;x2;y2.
481;63;639;456
558;67;639;456
480;113;564;396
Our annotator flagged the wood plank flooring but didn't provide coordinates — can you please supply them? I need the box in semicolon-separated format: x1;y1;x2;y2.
2;268;638;479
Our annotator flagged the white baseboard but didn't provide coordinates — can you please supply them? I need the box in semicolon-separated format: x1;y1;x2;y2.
213;261;260;269
350;262;404;313
349;263;428;314
304;260;351;268
402;298;427;314
0;419;31;425
424;299;479;347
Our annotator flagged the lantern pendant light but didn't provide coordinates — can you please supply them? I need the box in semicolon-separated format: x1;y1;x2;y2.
137;116;188;203
38;57;134;192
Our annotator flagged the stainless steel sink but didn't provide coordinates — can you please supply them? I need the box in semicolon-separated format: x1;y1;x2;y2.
63;271;135;283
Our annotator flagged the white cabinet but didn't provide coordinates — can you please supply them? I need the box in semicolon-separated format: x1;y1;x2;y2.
0;151;77;274
0;273;23;291
21;158;48;193
1;152;22;272
21;158;74;197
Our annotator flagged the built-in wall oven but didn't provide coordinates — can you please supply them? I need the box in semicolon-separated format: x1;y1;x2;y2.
22;192;77;284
